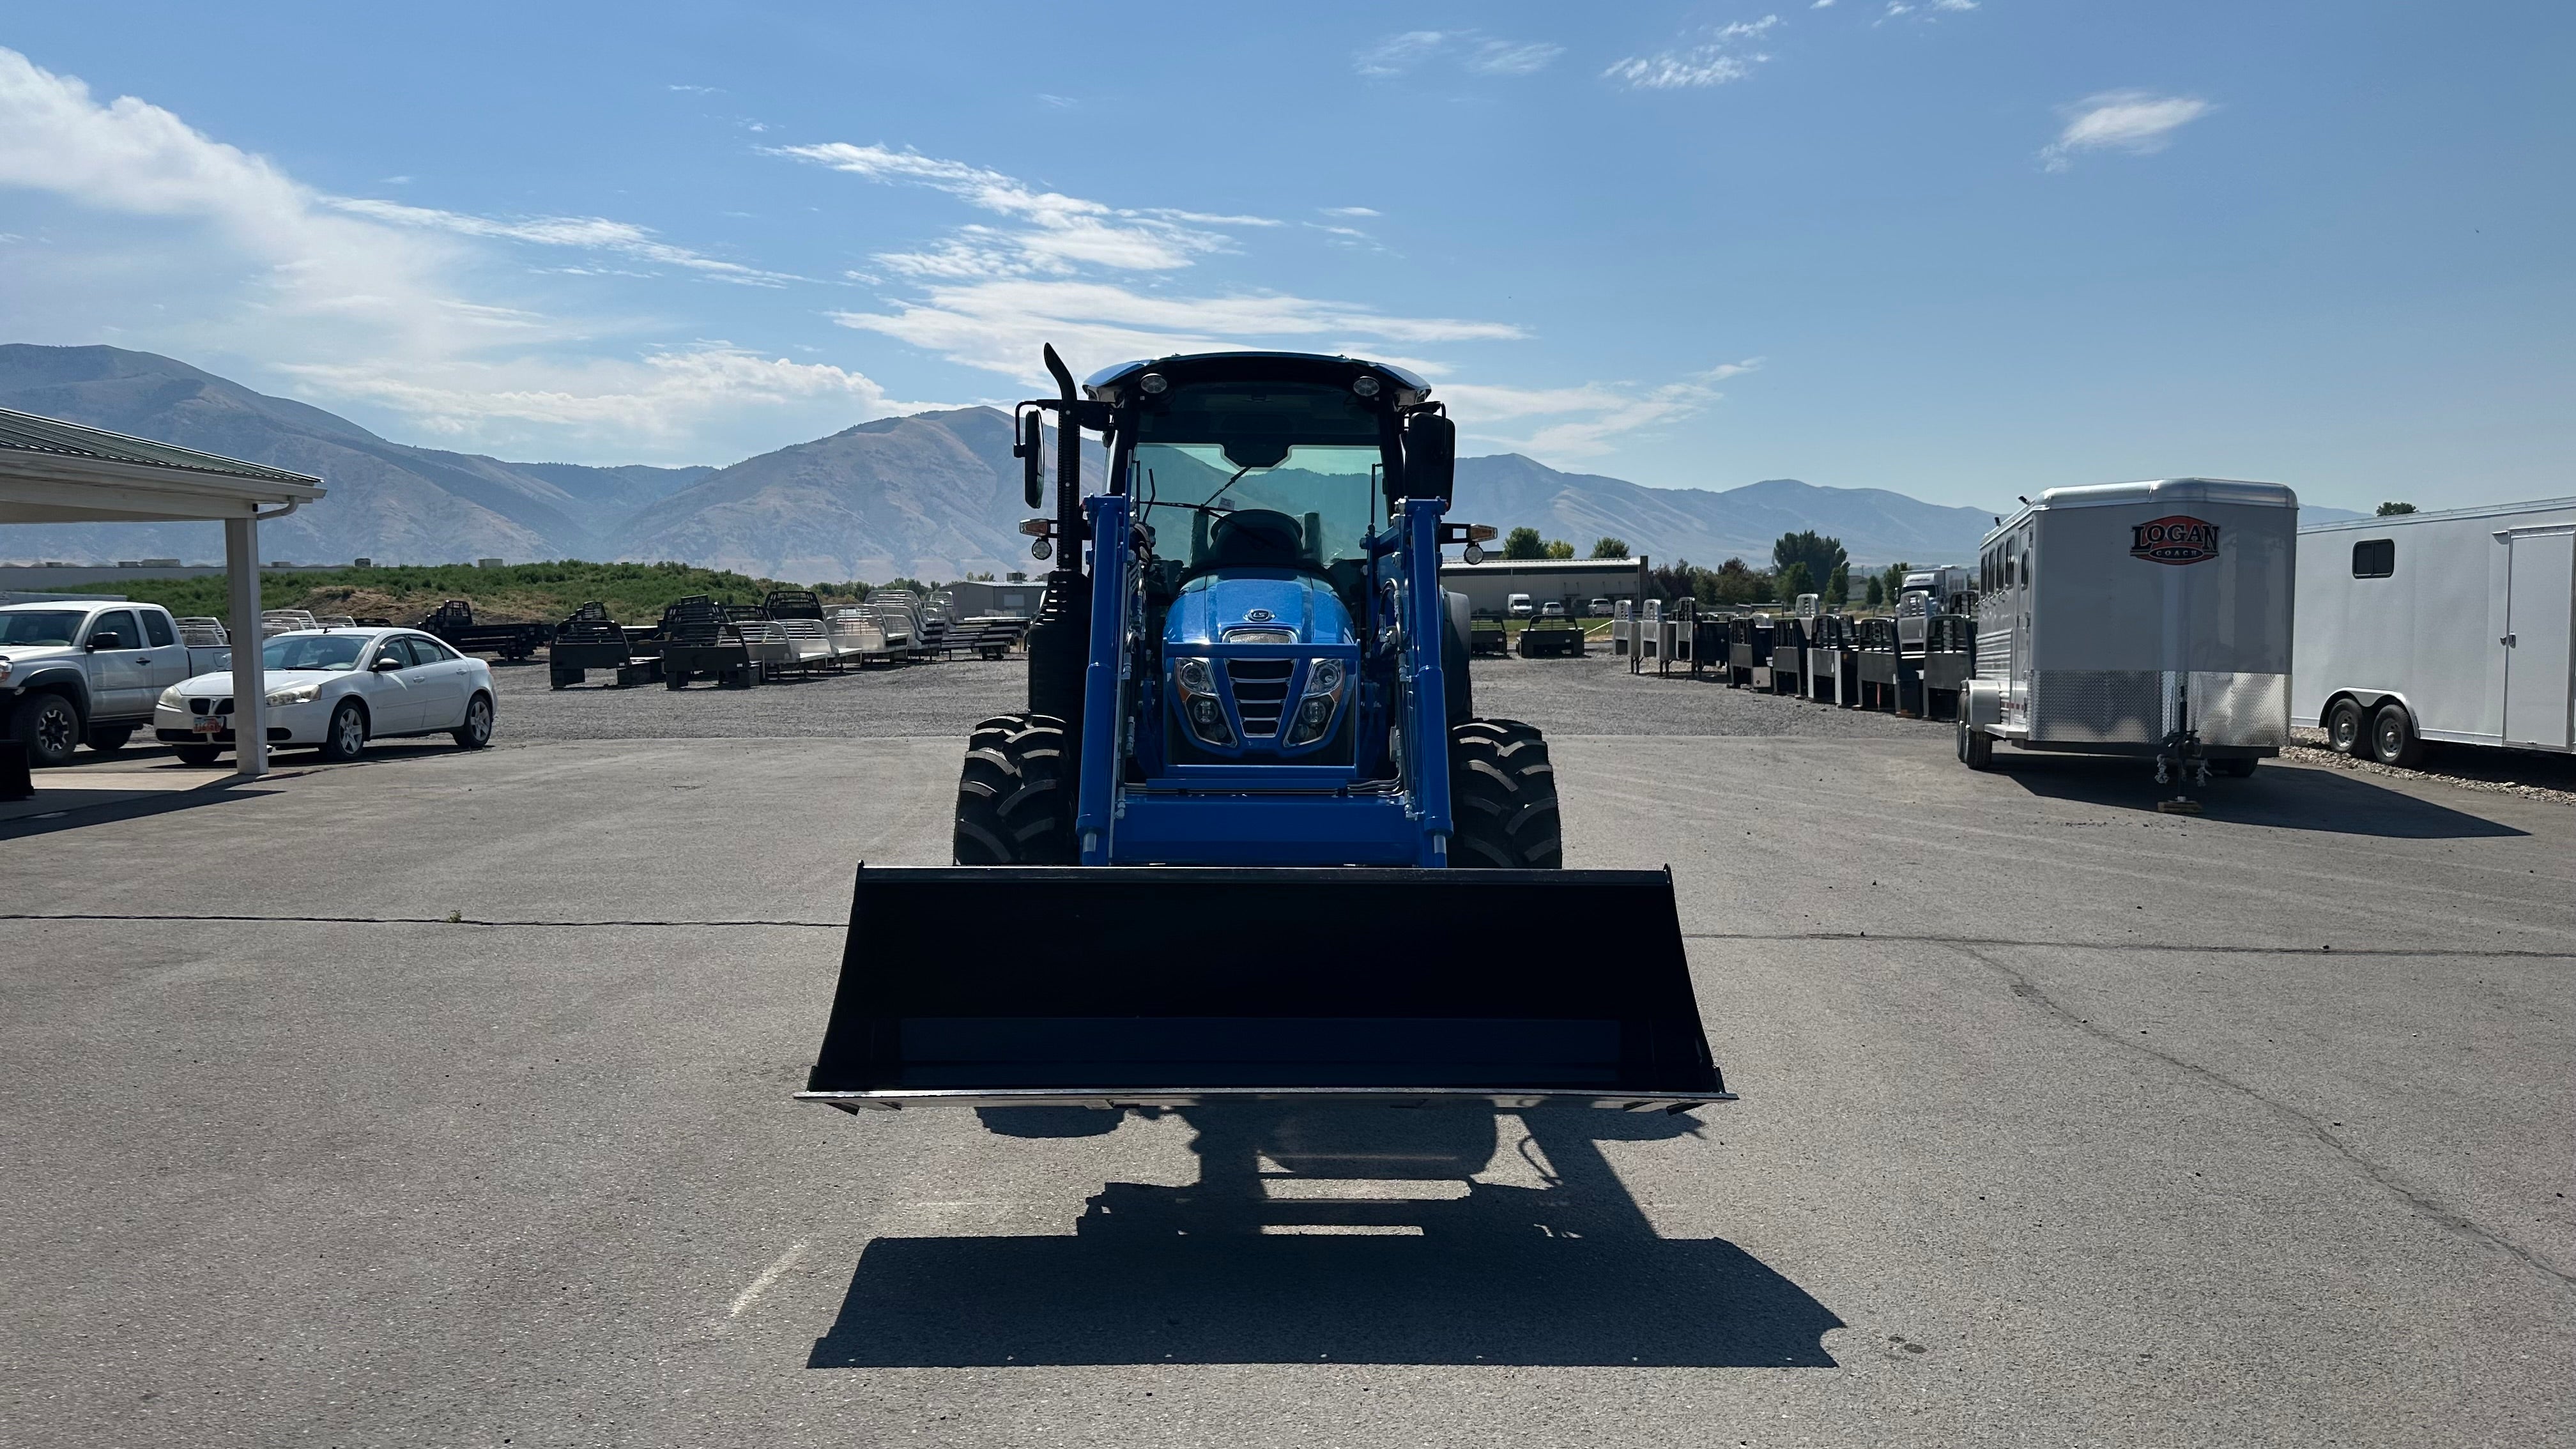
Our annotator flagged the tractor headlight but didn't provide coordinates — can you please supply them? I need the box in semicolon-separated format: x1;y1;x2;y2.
265;681;322;707
1170;654;1232;747
1286;656;1348;746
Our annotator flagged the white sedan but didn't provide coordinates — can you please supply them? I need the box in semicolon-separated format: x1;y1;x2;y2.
154;627;496;765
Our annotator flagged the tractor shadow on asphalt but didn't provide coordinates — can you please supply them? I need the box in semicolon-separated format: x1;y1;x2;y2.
809;1106;1841;1368
1989;753;2527;838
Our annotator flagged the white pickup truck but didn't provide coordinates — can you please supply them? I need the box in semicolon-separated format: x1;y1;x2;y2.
0;601;227;766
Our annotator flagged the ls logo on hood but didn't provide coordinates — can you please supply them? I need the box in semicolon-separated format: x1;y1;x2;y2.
1243;609;1275;622
2130;515;2220;565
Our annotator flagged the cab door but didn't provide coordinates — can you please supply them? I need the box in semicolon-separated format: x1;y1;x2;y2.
402;634;473;728
135;609;190;703
82;608;151;717
359;637;424;732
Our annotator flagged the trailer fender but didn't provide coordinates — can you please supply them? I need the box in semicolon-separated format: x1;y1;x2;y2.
1965;678;2004;729
2319;688;2396;726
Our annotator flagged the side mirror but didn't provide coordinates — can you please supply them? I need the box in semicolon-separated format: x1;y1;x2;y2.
1019;410;1045;510
372;656;405;671
86;632;122;652
1397;411;1456;505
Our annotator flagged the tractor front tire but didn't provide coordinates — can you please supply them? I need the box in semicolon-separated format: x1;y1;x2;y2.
1449;718;1562;869
954;712;1077;865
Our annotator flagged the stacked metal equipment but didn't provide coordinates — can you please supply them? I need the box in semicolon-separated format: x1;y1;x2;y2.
1735;614;1775;690
1921;611;1976;721
659;595;756;689
826;606;896;667
1855;616;1900;710
1769;613;1807;696
1806;613;1856;705
762;590;841;675
416;599;551;660
549;601;662;689
1468;616;1508;656
725;602;793;682
1690;608;1731;679
870;590;926;661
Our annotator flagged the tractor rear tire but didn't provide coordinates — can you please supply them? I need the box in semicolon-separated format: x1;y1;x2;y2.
954;712;1078;865
1448;718;1561;869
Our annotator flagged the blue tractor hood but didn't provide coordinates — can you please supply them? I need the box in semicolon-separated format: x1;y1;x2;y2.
1163;571;1356;645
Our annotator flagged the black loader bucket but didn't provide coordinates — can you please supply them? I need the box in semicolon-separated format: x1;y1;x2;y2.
801;867;1733;1112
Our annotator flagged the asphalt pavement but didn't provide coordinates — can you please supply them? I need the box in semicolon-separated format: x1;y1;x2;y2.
3;659;2570;1448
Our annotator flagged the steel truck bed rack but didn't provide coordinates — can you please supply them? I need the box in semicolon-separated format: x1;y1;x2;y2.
1921;613;1975;720
1855;616;1901;710
658;595;758;689
1468;617;1507;656
1515;618;1586;657
1768;616;1808;695
827;606;897;666
1807;613;1856;705
417;599;551;660
726;604;795;680
549;601;661;689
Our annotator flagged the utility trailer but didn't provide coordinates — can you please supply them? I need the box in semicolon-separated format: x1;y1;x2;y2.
417;599;551;660
2295;496;2576;763
1962;479;2297;786
658;595;758;689
548;601;661;689
802;346;1730;1119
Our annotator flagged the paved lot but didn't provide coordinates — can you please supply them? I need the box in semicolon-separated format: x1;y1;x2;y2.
4;659;2570;1447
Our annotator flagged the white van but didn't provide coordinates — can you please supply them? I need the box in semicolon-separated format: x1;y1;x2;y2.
1506;594;1535;618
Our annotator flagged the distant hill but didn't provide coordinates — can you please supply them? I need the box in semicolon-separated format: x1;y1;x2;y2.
3;344;2014;576
1453;454;1996;567
0;345;709;565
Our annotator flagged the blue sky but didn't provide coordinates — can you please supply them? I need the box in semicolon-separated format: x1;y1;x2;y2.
1;2;2568;514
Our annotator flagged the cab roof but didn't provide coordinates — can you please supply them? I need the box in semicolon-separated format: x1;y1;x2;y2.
1082;351;1432;408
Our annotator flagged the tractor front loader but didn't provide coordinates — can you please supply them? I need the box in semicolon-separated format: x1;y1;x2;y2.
802;349;1731;1113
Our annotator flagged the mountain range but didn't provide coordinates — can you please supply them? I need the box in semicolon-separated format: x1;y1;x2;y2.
3;344;2347;578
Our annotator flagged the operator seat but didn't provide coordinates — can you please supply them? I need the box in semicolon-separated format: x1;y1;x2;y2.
1204;509;1308;570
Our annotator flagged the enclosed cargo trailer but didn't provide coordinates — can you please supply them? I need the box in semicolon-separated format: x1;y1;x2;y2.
2295;498;2576;763
1963;479;2297;784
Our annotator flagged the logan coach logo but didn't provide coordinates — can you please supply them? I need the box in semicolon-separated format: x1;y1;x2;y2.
2130;515;2220;565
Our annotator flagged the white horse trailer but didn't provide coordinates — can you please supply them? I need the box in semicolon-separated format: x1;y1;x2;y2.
1962;479;2299;783
2295;497;2576;764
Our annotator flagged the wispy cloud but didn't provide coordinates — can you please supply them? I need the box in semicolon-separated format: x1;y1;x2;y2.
1355;30;1562;79
1604;17;1782;90
1879;0;1975;22
1321;206;1381;218
1442;360;1761;459
328;198;799;286
0;46;905;457
770;142;1279;276
2040;90;2215;171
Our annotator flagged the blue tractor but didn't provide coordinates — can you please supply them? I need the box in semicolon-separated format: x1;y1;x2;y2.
804;349;1730;1114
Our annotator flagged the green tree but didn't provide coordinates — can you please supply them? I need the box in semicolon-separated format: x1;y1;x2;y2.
1864;575;1885;608
1702;558;1763;605
1880;561;1912;605
1503;526;1547;560
1771;531;1848;593
1826;561;1850;606
1777;561;1815;601
2376;501;2418;516
1544;538;1576;560
1590;536;1631;559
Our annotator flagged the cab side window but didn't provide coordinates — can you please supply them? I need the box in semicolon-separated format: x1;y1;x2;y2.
87;609;141;648
405;636;452;666
372;642;411;671
142;611;176;647
2352;539;2395;578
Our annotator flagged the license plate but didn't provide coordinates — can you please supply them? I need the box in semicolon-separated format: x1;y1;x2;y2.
194;716;227;733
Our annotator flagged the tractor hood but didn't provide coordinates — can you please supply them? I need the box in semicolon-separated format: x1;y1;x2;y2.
1163;571;1356;646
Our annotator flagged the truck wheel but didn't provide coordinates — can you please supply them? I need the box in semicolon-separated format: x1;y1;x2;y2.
2324;697;2366;755
86;724;134;754
1449;718;1561;869
1959;718;1993;771
452;693;494;749
2369;703;2425;769
10;693;81;768
172;744;224;767
318;698;369;762
954;713;1077;865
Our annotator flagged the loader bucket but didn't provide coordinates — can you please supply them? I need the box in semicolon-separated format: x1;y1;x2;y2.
801;866;1733;1112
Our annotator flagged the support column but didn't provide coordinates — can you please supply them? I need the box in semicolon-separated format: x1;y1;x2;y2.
225;514;266;779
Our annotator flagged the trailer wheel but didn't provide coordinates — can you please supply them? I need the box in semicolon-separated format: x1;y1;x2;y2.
2324;697;2366;755
1449;718;1561;869
2369;703;2425;769
954;712;1077;865
1958;717;1993;771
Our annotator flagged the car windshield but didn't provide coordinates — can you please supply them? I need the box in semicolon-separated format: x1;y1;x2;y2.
0;611;86;646
262;634;368;671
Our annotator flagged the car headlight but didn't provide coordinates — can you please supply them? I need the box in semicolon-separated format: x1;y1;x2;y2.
1170;654;1233;748
0;655;13;684
1287;656;1349;746
265;682;323;707
158;684;187;710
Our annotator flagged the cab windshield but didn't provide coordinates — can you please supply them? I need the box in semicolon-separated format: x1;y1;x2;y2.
0;611;86;646
262;634;368;671
1127;381;1387;572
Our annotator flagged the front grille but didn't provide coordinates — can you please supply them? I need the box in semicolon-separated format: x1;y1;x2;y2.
190;696;235;715
1226;659;1296;738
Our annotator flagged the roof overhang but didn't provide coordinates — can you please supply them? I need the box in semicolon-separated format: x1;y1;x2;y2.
0;448;325;525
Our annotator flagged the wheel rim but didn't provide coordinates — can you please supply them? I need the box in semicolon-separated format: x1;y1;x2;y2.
337;709;364;753
2376;717;2399;755
2330;708;2356;749
468;700;490;740
36;703;73;756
